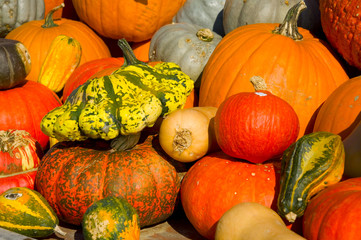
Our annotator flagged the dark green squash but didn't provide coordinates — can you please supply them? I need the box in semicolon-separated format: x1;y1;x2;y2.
277;131;345;223
82;196;140;240
0;38;31;89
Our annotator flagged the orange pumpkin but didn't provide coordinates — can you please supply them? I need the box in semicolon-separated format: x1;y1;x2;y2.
198;1;348;138
5;4;111;82
71;0;187;42
131;40;151;62
313;75;361;140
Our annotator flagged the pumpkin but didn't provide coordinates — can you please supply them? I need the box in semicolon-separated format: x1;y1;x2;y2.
303;177;361;240
0;0;45;37
82;196;140;240
37;34;82;92
342;119;361;178
71;0;186;42
149;22;222;83
215;202;305;240
214;76;299;164
5;3;111;82
313;75;361;140
159;106;219;162
131;40;151;62
319;0;361;70
0;80;62;150
41;39;194;141
223;0;322;36
0;38;31;90
172;0;226;36
0;187;65;238
35;135;182;227
180;151;281;239
277;131;345;223
199;1;348;138
0;170;37;195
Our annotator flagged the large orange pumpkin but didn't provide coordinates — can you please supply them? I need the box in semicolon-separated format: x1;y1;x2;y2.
71;0;186;42
5;4;111;82
313;76;361;140
199;1;348;138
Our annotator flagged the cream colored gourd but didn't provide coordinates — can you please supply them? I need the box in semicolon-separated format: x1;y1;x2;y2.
343;120;361;177
159;106;219;162
215;202;305;240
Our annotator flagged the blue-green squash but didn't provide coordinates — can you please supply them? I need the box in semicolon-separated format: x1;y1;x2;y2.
82;196;140;240
0;187;65;238
277;132;345;223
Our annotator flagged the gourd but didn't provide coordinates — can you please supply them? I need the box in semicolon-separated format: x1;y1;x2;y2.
277;131;345;223
180;151;281;239
172;0;225;36
0;38;31;90
214;76;299;164
71;0;187;42
0;0;45;37
149;22;222;83
0;187;65;238
0;129;43;194
37;34;82;92
159;106;219;162
35;135;182;227
313;75;361;140
82;196;140;240
199;1;348;139
319;0;361;69
215;202;305;240
303;177;361;240
0;80;62;150
342;120;361;177
41;39;194;142
5;3;111;82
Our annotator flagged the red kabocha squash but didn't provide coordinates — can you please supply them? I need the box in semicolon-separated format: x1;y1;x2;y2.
199;1;348;138
180;151;281;239
5;4;111;82
35;135;183;227
214;76;299;163
0;81;61;150
303;177;361;240
71;0;187;42
313;75;361;140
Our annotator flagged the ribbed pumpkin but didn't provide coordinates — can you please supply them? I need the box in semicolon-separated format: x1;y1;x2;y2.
313;76;361;140
71;0;187;42
319;0;361;69
5;4;111;82
180;151;281;239
303;177;361;240
199;1;348;138
0;81;62;150
35;135;182;227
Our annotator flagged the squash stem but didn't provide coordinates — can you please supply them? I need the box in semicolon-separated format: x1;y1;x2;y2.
41;3;65;28
117;39;145;66
272;1;306;41
196;29;214;42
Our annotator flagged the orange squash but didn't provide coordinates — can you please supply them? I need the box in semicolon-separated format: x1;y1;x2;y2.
5;4;111;82
198;1;348;138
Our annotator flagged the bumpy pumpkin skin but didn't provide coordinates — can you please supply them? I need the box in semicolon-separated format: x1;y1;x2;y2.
303;177;361;240
35;135;181;227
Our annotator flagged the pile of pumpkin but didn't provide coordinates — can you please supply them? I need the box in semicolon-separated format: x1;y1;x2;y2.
1;0;361;239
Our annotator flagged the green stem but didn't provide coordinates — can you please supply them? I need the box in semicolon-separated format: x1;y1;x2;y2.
41;3;65;28
272;1;306;41
117;38;145;66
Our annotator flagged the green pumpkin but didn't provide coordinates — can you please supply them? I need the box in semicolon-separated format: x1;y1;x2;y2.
40;39;194;142
82;196;140;240
277;131;345;223
0;187;65;238
0;38;31;89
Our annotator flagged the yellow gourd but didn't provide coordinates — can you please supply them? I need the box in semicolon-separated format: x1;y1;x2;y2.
215;202;305;240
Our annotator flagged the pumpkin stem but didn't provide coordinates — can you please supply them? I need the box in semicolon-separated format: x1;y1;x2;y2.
41;3;65;28
250;76;268;91
196;28;214;42
272;1;306;41
117;39;145;66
